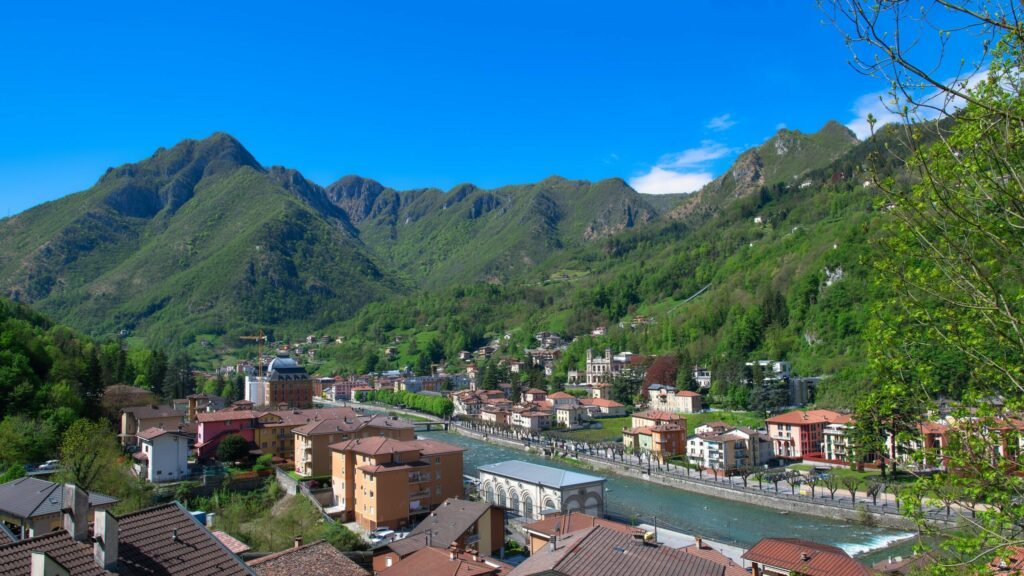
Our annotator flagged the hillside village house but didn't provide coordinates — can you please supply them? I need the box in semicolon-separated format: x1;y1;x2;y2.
767;409;850;460
742;537;871;576
647;384;703;413
631;409;686;429
120;404;187;446
293;414;415;477
578;397;626;417
133;427;190;482
328;437;465;530
585;348;628;384
693;366;712;389
195;403;359;460
478;460;606;519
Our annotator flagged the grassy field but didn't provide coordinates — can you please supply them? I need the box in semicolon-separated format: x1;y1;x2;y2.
549;411;766;443
788;463;920;485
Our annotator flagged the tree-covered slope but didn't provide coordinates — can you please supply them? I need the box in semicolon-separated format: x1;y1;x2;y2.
326;175;661;288
0;134;400;344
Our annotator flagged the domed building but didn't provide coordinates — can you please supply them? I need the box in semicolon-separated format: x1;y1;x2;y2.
244;354;314;408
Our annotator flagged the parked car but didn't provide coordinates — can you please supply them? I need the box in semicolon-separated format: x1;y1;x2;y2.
37;460;60;471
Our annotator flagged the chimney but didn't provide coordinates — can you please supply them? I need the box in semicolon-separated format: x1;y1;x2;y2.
61;485;89;542
31;552;70;576
800;552;811;561
293;536;303;548
695;536;703;549
93;510;118;571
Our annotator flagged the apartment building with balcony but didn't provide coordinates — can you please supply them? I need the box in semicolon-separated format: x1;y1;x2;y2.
766;409;849;461
293;414;415;477
329;437;465;530
687;427;770;474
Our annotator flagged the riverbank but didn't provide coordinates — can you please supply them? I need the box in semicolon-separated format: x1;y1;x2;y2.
449;423;932;532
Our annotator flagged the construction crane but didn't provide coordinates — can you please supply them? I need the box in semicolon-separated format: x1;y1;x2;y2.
239;329;268;388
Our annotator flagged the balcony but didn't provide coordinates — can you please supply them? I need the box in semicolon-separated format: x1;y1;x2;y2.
410;489;431;499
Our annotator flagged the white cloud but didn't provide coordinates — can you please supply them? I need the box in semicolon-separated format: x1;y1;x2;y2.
707;114;736;131
630;141;734;195
630;167;715;195
845;70;989;139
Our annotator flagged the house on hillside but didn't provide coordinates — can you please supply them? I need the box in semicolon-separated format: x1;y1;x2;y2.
134;427;190;482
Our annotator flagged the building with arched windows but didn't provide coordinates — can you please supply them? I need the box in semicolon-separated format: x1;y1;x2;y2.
477;460;605;520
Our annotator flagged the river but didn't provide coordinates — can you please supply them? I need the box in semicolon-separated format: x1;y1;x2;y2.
418;429;918;562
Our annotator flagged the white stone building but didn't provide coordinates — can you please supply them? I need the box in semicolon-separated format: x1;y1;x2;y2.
478;460;605;520
133;427;190;483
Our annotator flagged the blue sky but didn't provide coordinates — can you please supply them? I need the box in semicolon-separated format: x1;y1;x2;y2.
0;1;974;216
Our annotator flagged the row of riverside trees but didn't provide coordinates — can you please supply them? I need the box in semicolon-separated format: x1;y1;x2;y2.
355;389;454;418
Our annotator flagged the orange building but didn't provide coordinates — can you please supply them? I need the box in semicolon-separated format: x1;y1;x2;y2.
329;437;465;530
293;414;415;477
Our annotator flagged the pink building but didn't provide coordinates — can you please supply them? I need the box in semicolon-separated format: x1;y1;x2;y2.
767;409;849;460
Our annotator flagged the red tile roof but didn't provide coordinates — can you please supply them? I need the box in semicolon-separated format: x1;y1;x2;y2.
579;398;624;408
524;389;547;395
248;540;366;576
137;427;190;441
766;409;849;426
547;392;573;399
521;512;641;539
633;410;685;422
381;547;502;576
742;538;870;576
330;437;464;457
212;531;252;555
675;390;702;397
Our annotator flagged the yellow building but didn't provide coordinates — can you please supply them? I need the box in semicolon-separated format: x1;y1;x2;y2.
293;414;415;477
329;437;465;530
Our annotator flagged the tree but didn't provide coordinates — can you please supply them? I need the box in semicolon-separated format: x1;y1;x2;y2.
821;2;1024;569
841;477;863;504
217;434;252;463
611;370;644;405
821;472;840;501
57;419;121;492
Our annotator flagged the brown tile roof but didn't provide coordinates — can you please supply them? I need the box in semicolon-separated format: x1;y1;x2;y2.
212;531;252;555
388;499;494;557
123;405;184;420
0;525;14;545
766;409;849;426
381;547;500;576
137;427;191;441
115;502;253;575
330;437;463;457
248;540;366;576
742;538;870;576
676;390;702;397
521;512;641;539
547;392;574;399
508;526;725;576
197;410;259;423
524;389;546;395
633;410;685;422
0;530;110;575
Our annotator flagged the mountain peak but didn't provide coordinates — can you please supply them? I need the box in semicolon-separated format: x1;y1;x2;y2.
816;119;858;141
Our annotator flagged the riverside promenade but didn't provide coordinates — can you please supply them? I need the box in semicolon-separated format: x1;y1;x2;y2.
450;420;953;531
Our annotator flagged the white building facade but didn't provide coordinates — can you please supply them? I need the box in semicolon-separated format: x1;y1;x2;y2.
478;460;605;521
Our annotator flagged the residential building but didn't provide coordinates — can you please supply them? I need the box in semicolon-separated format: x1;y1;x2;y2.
647;384;703;413
766;409;849;460
453;390;507;418
244;355;314;408
293;414;415;477
623;423;688;461
509;409;552;432
375;498;505;573
195;405;359;460
687;427;770;474
0;479;117;539
480;405;510;426
329;437;465;530
522;389;547;403
133;427;190;482
578;397;626;417
520;512;641;555
631;410;686;429
119;404;187;447
0;488;253;575
588;383;612;399
478;460;605;520
379;546;507;576
248;539;367;576
693;366;712;389
507;525;731;576
742;538;870;576
584;348;624;385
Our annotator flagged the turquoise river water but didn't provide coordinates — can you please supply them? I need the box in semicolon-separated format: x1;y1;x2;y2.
418;429;920;563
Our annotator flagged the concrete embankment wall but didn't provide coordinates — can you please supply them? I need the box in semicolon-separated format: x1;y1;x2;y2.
452;425;941;532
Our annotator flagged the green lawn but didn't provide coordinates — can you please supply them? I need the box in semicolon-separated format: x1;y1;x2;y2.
788;463;919;485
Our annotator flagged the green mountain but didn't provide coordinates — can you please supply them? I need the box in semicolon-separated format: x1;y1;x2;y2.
0;133;399;345
669;120;859;221
324;175;660;288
